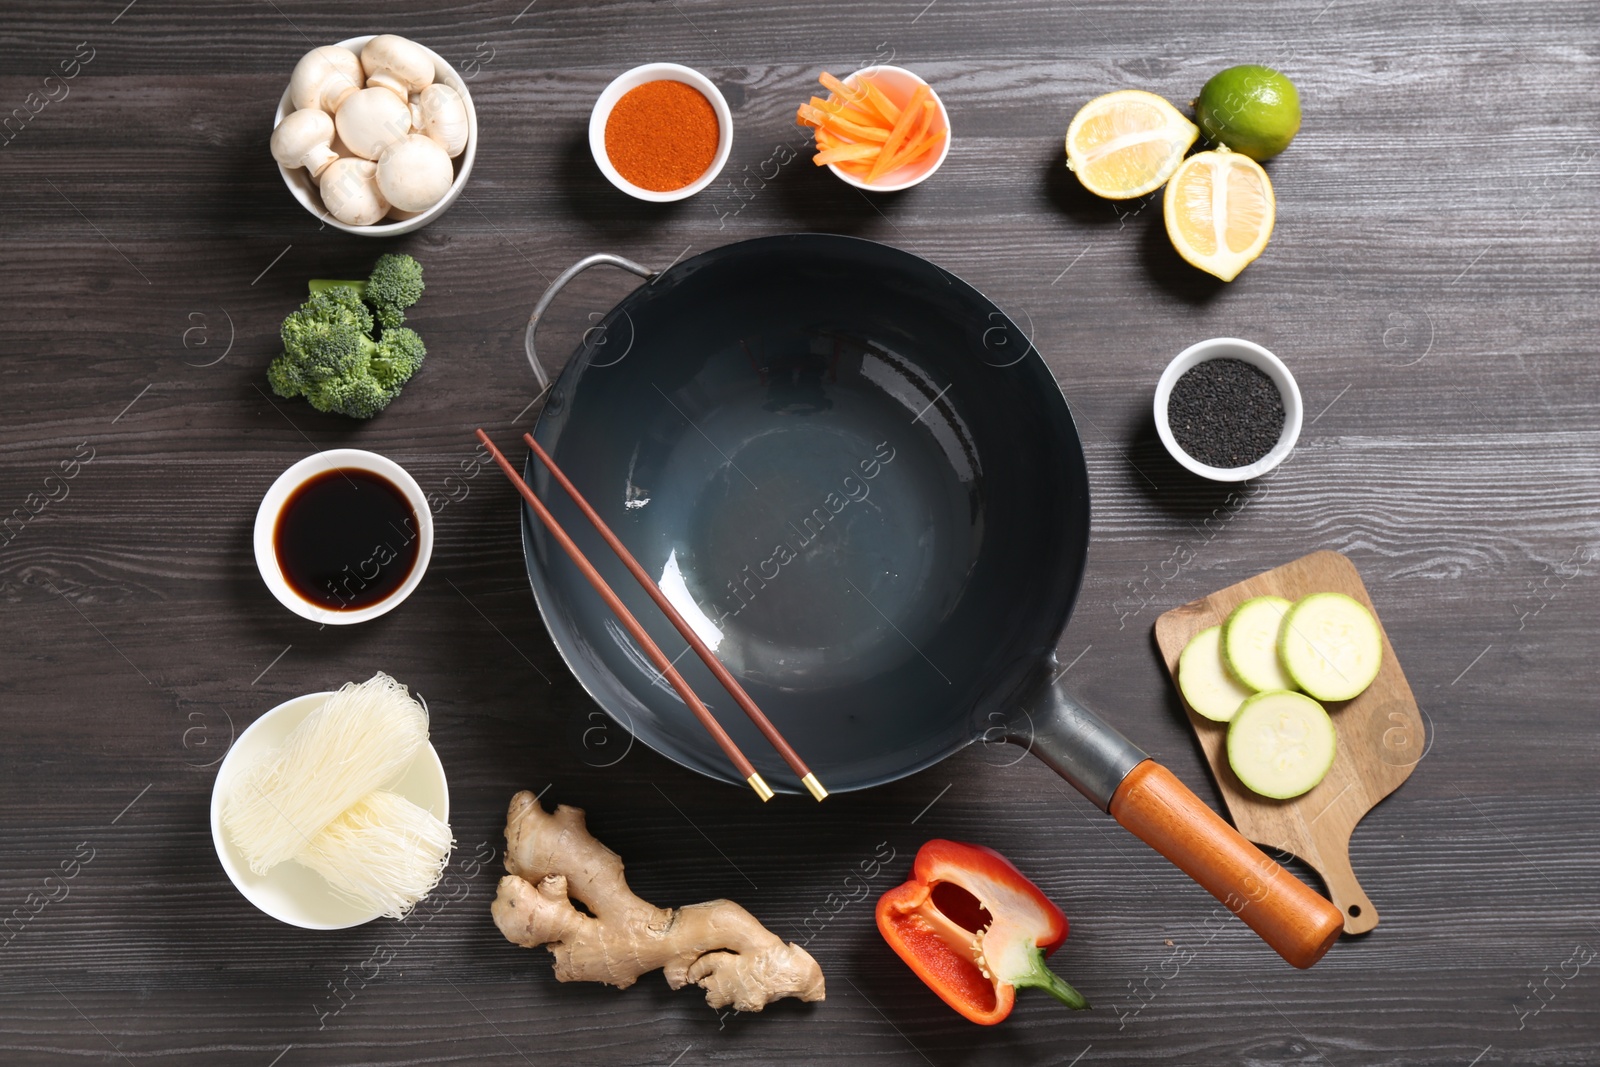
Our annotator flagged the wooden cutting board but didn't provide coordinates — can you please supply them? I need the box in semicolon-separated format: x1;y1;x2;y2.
1153;550;1424;935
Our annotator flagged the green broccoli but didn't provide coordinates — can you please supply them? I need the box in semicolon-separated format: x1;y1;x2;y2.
308;253;425;329
268;258;427;419
370;326;426;389
362;254;426;329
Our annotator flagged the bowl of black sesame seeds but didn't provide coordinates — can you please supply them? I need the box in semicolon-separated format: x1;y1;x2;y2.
1154;337;1302;482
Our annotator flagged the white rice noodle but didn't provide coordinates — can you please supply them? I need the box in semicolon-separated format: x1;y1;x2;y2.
296;790;454;919
223;672;428;875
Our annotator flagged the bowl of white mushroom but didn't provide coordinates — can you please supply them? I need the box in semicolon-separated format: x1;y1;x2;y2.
271;34;476;235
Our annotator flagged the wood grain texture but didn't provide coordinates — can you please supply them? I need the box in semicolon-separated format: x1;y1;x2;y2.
2;0;1599;1064
1154;549;1425;935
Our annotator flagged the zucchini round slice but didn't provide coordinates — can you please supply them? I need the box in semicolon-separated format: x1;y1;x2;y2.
1279;592;1383;701
1221;595;1295;692
1226;690;1337;799
1178;625;1254;722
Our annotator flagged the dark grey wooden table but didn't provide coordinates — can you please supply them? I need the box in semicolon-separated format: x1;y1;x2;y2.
4;1;1597;1064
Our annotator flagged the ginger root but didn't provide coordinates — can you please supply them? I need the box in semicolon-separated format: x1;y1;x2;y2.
491;790;825;1012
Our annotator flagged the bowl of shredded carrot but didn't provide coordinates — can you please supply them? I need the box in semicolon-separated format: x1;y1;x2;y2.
797;66;951;192
590;62;733;202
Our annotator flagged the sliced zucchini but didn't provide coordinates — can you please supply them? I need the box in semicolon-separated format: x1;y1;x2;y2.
1226;690;1337;799
1279;592;1383;701
1178;625;1255;722
1221;595;1295;692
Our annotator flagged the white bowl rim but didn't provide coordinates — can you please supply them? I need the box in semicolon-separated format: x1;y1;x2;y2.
209;689;449;929
825;64;952;193
252;448;433;625
1153;337;1303;482
272;34;478;236
588;62;734;202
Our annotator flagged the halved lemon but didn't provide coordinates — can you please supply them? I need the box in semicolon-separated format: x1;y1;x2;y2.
1065;90;1199;199
1163;147;1275;281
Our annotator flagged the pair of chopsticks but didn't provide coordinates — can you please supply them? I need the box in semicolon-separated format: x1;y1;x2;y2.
476;429;828;803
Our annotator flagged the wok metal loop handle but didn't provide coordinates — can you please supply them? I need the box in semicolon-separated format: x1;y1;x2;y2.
524;253;656;392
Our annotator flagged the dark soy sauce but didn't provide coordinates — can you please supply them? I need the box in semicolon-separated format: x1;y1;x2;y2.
274;468;420;611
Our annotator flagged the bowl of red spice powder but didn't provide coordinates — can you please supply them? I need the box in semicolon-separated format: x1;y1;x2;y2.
590;63;732;202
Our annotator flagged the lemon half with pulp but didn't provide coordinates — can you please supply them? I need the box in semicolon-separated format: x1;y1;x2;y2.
1066;90;1199;200
1162;147;1275;281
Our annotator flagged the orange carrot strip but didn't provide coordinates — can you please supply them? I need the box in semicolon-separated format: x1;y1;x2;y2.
798;105;890;142
889;126;946;172
829;118;889;142
812;96;864;119
815;143;881;166
809;96;880;127
814;135;849;159
818;72;873;112
797;103;842;126
883;100;932;168
867;84;929;183
885;101;940;171
854;75;902;125
797;104;828;127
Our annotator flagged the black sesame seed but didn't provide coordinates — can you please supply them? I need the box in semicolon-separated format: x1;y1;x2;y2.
1167;358;1285;469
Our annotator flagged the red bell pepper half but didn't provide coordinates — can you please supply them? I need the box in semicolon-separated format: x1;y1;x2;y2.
875;839;1088;1025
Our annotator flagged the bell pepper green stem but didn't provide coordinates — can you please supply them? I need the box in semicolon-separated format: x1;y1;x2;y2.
1011;946;1090;1010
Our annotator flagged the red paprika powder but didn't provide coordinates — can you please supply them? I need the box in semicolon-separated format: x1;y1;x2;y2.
604;80;719;192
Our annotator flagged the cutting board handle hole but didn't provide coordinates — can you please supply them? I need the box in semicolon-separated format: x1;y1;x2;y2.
1347;905;1362;918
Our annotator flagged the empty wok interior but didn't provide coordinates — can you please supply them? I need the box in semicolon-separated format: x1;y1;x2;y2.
524;235;1090;791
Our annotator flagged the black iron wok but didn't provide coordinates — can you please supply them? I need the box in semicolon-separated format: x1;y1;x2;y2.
517;234;1342;968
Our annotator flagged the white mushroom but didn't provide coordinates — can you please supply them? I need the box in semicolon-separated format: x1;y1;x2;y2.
288;45;363;113
361;35;435;100
386;205;424;222
335;86;413;160
270;107;338;177
417;83;469;158
377;133;454;212
319;157;389;226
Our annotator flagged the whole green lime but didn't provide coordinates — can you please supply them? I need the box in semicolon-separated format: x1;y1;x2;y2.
1194;65;1300;160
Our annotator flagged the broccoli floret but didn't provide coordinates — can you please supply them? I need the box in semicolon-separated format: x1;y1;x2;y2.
305;374;395;420
308;253;424;329
370;326;426;390
276;288;373;381
265;352;306;397
363;254;425;329
268;288;373;408
266;283;425;420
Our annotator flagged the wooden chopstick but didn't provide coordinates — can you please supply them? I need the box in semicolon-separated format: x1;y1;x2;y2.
523;432;828;802
475;429;775;802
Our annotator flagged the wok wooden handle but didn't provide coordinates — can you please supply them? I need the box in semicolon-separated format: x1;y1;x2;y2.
1110;761;1344;969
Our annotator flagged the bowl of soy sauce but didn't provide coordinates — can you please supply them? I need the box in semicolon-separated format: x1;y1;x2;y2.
253;449;433;624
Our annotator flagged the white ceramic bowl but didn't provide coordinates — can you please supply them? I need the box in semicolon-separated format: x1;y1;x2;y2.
1154;337;1303;482
273;35;478;235
210;690;449;929
825;65;951;193
253;448;432;624
589;62;733;202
